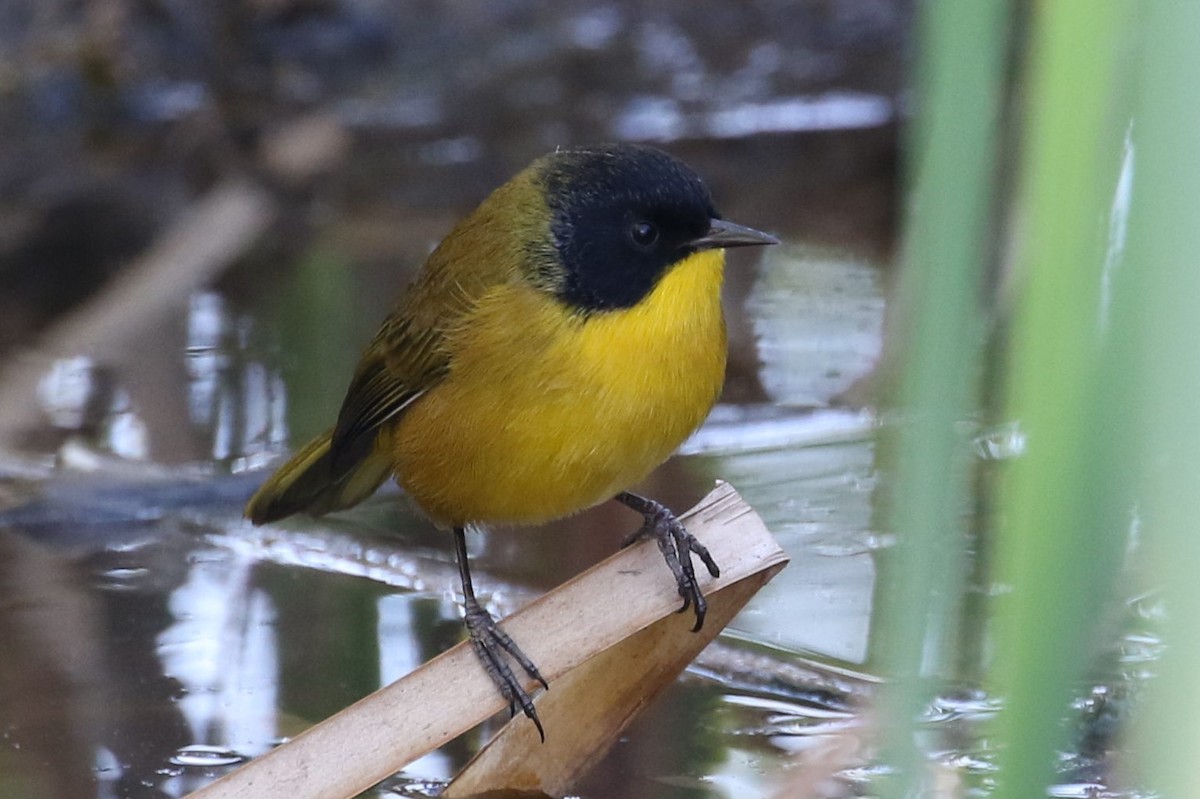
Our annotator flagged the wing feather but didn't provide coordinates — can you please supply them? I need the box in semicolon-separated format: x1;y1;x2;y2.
329;320;448;473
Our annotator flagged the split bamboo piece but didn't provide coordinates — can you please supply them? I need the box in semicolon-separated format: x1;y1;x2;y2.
187;481;787;799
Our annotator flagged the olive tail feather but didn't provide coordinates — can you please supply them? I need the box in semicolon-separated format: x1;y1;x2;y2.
245;428;393;525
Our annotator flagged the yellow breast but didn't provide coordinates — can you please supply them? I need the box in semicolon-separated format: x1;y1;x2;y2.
390;249;727;526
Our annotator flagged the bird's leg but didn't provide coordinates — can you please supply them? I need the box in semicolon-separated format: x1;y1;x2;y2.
454;526;548;741
614;491;720;632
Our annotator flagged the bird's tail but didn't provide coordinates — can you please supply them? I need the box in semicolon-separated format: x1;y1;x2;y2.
244;428;393;525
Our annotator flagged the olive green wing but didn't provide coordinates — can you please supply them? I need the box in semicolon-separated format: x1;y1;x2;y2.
328;320;448;473
245;317;450;525
245;169;538;525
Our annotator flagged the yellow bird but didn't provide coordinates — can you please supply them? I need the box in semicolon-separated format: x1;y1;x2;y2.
246;143;778;738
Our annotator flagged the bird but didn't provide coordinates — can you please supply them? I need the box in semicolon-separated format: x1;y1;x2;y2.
245;143;778;739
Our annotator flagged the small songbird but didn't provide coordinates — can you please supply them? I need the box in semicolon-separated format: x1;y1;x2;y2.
245;143;778;738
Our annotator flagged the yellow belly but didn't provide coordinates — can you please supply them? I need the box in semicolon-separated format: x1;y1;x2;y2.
390;249;727;526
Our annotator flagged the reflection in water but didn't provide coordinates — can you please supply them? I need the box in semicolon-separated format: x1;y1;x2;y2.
36;356;148;461
158;556;277;765
750;246;884;408
185;292;288;470
0;532;104;799
709;434;877;663
31;292;289;472
185;294;228;433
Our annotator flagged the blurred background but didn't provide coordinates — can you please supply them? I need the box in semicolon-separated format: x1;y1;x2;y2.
0;1;1188;798
0;3;901;796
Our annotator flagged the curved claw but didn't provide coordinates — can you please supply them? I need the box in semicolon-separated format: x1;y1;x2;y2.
464;598;547;742
614;491;721;633
455;526;546;741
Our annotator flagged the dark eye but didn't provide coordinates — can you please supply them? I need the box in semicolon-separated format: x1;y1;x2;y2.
628;220;659;250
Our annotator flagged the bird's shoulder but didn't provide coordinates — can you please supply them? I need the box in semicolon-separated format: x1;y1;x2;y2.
330;178;551;469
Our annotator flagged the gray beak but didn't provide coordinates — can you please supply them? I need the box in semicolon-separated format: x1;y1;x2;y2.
691;218;780;251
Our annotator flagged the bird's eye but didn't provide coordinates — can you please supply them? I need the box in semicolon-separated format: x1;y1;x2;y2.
628;220;659;250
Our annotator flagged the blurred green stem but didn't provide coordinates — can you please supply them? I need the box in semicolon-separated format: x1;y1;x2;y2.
1127;2;1200;794
991;2;1133;797
875;0;1008;793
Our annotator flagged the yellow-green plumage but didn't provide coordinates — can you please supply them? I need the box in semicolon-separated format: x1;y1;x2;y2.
389;247;726;526
244;143;777;738
247;147;732;528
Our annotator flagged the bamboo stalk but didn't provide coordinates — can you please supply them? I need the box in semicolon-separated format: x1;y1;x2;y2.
186;482;787;799
874;2;1007;794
